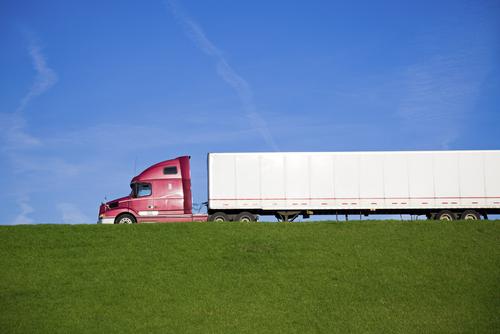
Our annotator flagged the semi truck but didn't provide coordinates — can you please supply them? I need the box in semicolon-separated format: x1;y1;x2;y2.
98;150;500;224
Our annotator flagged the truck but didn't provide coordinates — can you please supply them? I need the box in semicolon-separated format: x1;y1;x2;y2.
98;150;500;224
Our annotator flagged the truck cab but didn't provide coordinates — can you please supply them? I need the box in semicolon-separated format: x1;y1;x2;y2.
98;156;207;224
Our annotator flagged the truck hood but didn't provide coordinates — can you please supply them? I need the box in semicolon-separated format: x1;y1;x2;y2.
106;195;131;207
99;196;131;215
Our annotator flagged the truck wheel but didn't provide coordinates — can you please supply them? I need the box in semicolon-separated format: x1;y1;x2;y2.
435;210;456;221
115;213;136;224
460;210;481;220
235;212;256;222
209;212;229;222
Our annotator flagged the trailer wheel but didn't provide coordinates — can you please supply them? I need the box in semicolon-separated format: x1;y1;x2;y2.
209;212;229;222
460;210;481;220
435;210;456;221
235;212;256;222
115;213;136;224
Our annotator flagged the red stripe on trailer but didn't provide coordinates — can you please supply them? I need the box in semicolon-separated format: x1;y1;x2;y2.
210;196;500;201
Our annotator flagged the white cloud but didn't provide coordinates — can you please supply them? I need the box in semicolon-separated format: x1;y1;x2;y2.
2;37;59;225
167;0;279;151
10;154;83;177
11;196;34;225
47;122;259;151
396;52;488;149
2;39;58;151
16;40;58;114
0;113;41;150
57;203;92;224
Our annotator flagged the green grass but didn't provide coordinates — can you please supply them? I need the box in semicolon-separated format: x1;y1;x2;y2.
0;221;499;334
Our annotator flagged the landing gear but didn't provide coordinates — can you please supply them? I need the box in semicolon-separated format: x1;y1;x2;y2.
275;211;300;222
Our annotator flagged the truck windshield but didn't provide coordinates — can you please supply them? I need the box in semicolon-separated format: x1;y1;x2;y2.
130;183;152;198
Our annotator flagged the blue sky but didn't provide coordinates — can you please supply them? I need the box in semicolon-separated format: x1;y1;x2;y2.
0;0;499;224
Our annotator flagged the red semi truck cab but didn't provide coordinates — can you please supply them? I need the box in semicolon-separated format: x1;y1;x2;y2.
98;156;207;224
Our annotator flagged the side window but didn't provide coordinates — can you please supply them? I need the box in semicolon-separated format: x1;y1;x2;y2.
137;183;152;197
163;166;177;175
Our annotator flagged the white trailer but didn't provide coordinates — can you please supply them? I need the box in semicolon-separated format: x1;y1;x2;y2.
207;150;500;221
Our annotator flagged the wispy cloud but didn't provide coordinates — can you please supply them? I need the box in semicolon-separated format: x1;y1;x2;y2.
0;113;41;149
167;0;279;151
16;40;58;114
12;195;34;225
395;49;490;149
3;39;58;151
57;203;92;224
395;12;492;150
1;37;60;224
10;154;83;177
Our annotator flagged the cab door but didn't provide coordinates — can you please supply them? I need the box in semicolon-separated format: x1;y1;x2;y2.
129;183;156;218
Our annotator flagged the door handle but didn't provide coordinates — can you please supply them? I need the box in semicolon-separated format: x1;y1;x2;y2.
148;205;154;209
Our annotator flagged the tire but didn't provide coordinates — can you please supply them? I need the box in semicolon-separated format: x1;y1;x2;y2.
115;213;136;224
460;210;481;220
235;212;256;222
209;212;229;222
435;210;456;221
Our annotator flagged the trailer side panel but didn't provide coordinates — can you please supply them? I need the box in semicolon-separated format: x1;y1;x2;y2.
208;151;500;213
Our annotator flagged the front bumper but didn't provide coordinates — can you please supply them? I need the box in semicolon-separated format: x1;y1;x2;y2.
97;217;115;224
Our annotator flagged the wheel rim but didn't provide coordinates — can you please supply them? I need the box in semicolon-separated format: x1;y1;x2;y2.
439;214;453;221
120;217;133;224
240;217;251;222
214;216;225;222
464;213;478;220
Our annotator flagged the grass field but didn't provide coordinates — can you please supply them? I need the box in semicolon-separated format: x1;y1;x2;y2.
0;220;499;333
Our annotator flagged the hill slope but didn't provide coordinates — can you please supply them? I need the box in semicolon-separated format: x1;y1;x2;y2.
1;221;499;333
